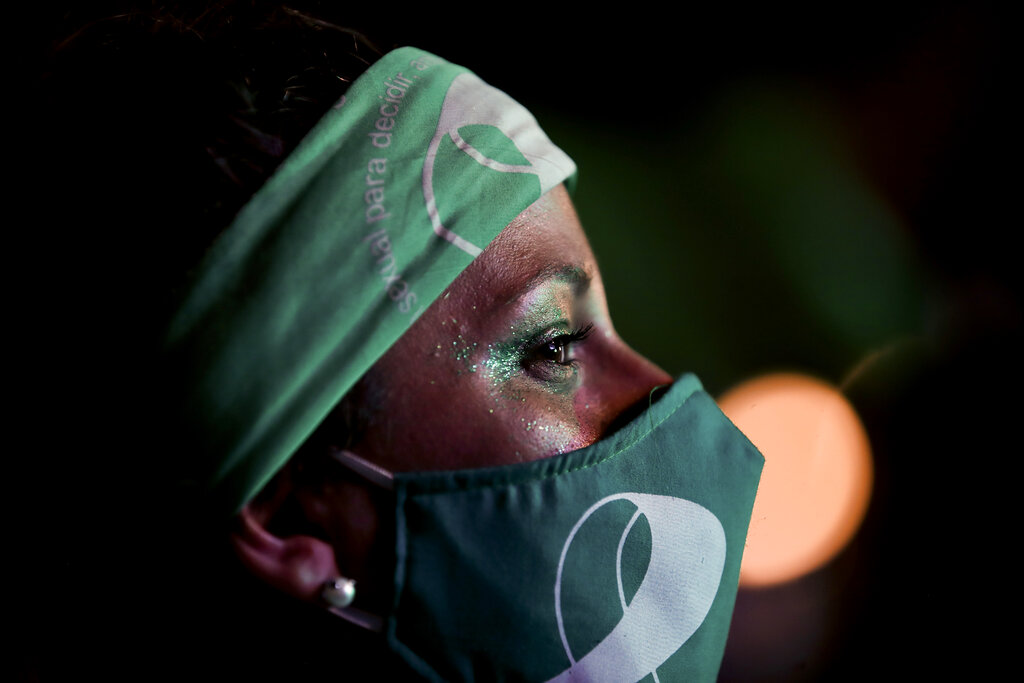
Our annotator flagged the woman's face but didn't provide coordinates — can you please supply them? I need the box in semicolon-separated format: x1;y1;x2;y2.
246;185;673;610
356;185;672;472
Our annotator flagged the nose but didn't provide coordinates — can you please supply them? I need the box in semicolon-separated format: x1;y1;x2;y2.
579;334;674;442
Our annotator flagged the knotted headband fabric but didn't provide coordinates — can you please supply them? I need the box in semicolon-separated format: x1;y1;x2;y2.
163;47;577;515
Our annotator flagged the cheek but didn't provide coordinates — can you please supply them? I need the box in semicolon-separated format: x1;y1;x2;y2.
478;376;587;462
371;372;586;469
570;391;604;449
363;313;597;468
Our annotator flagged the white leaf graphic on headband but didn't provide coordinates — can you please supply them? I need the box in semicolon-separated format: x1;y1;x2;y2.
422;73;576;256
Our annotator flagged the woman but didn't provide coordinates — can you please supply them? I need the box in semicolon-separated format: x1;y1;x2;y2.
38;4;762;681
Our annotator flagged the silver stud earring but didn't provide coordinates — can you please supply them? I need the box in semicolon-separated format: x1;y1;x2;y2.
321;577;357;608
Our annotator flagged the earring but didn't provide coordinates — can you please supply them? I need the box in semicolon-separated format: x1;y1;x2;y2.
321;577;357;608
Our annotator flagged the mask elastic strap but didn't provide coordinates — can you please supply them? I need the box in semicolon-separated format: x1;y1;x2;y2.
319;448;393;634
325;603;384;634
330;448;395;491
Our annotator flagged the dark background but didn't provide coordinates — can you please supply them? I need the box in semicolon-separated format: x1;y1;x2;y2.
20;2;1017;680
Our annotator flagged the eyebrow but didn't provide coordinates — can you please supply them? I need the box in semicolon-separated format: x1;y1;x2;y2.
506;264;592;305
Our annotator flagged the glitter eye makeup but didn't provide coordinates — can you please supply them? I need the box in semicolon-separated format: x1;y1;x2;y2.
484;318;593;390
479;270;596;393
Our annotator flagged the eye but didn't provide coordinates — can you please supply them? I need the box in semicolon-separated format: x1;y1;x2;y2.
526;323;593;368
486;322;595;386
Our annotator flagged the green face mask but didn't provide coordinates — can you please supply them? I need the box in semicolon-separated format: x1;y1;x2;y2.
334;374;763;681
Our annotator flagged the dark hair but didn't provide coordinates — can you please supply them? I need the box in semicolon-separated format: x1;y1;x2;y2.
43;3;386;317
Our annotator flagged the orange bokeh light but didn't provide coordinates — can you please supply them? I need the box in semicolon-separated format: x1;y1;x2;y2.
718;373;873;587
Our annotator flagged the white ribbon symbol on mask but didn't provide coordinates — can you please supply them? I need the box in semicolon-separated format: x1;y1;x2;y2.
547;493;726;683
422;72;576;257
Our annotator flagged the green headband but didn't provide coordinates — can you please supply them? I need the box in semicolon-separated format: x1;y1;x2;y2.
164;47;577;515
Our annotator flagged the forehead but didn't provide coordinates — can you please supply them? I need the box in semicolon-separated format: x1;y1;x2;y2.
452;185;596;309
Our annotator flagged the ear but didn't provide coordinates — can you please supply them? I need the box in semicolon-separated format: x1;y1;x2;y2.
230;504;340;603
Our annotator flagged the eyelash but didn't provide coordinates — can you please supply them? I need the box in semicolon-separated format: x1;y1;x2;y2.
526;323;594;369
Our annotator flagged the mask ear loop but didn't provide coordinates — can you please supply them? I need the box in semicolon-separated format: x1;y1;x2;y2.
314;448;395;633
324;599;385;633
330;448;395;491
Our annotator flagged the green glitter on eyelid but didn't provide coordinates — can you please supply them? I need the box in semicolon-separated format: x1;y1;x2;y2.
482;325;580;393
483;285;582;389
